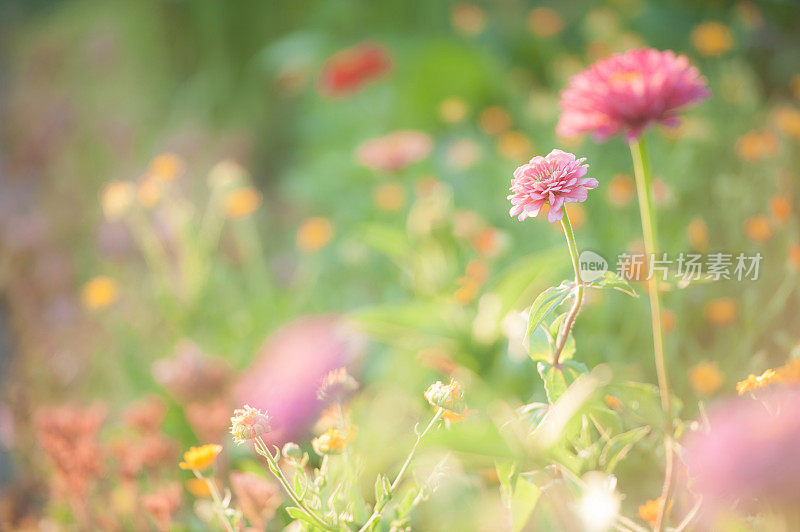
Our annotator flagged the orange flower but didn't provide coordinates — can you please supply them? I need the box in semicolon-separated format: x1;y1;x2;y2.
149;153;185;181
638;498;673;524
789;243;800;271
528;8;564;38
296;217;334;252
770;195;792;224
691;22;733;56
179;444;222;471
606;174;634;207
451;4;485;36
736;131;779;161
137;174;162;207
479;106;512;136
661;309;676;332
744;215;773;243
81;276;119;310
311;427;355;455
704;298;738;326
224;187;262;219
772;106;800;138
687;217;709;252
604;395;623;410
373;182;407;212
471;227;504;258
689;361;724;395
497;131;532;160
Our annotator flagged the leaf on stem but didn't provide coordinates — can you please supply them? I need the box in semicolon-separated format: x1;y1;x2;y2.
586;271;638;297
524;281;574;342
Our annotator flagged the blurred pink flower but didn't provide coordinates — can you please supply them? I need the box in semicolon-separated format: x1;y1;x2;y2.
508;149;597;223
685;389;800;513
356;131;432;172
234;315;365;443
556;48;710;141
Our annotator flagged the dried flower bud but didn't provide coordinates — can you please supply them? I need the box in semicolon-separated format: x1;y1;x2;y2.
424;379;466;415
281;442;302;461
317;367;359;403
230;405;271;445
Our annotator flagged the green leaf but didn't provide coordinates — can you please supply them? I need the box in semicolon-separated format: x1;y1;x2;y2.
537;361;588;403
526;325;552;363
374;474;389;506
587;271;638;297
524;282;574;342
599;426;651;473
284;507;318;528
510;475;541;532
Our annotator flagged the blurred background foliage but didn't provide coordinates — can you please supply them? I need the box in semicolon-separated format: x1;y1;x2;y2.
1;0;800;529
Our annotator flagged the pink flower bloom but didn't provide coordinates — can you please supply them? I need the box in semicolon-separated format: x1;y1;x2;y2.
508;149;597;223
356;130;433;172
684;389;800;515
234;315;365;443
556;48;710;141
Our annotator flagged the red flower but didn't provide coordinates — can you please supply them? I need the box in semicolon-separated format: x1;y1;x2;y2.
319;42;391;96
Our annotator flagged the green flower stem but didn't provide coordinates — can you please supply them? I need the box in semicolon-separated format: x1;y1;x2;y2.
254;437;337;531
192;470;235;532
553;210;584;366
357;408;444;532
629;137;674;532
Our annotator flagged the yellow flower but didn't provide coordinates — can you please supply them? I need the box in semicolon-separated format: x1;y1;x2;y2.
691;22;733;56
312;427;355;455
101;181;135;220
776;358;800;385
496;131;531;161
638;498;672;524
179;444;222;471
296;217;334;252
736;369;778;395
185;478;213;498
224;187;262;219
373;182;407;212
689;361;724;396
81;276;119;310
439;97;469;124
149;153;185;181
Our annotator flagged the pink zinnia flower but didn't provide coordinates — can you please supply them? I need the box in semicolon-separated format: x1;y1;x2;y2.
356;130;433;172
508;149;597;223
557;48;710;141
